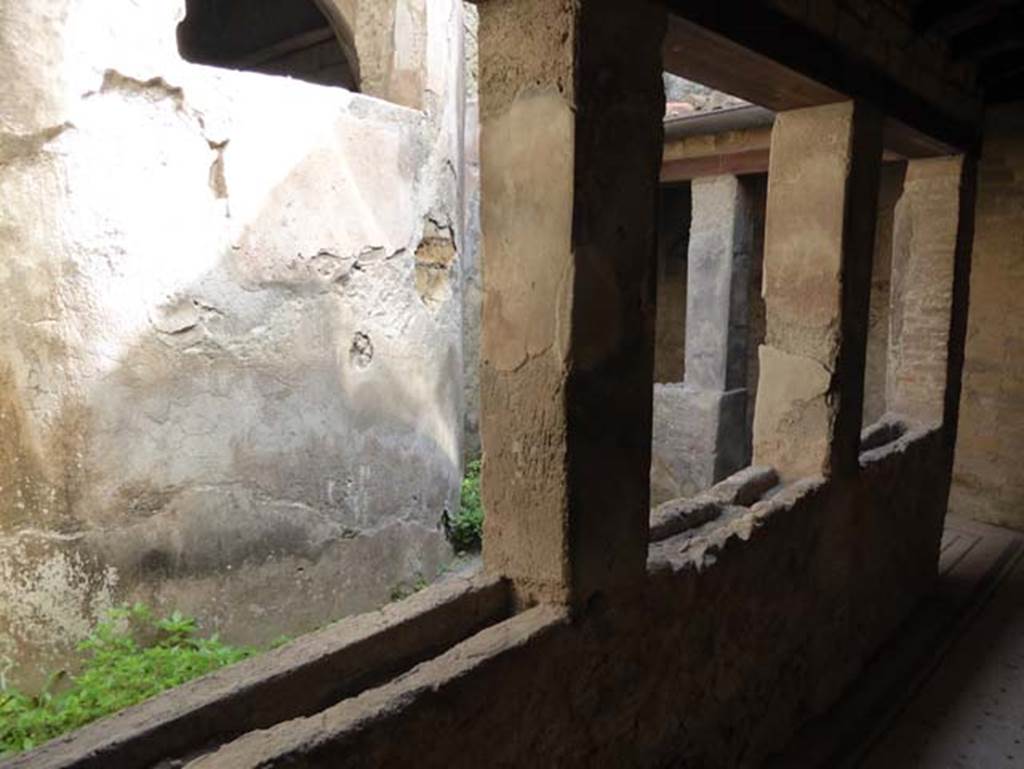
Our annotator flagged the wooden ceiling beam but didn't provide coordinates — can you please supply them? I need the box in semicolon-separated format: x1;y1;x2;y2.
985;70;1024;101
979;49;1024;85
951;9;1024;59
662;1;980;151
914;0;1012;38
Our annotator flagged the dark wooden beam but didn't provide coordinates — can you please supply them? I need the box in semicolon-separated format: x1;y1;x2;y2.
951;9;1024;59
661;148;770;182
662;0;981;152
882;119;960;159
914;0;1009;37
662;15;843;112
979;48;1024;85
986;70;1024;101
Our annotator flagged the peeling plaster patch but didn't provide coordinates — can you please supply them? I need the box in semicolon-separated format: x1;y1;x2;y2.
414;236;456;308
150;296;201;335
309;249;357;287
87;70;227;151
148;295;227;342
96;70;187;113
350;332;374;369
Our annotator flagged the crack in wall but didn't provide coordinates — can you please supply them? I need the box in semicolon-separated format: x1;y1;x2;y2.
207;139;230;202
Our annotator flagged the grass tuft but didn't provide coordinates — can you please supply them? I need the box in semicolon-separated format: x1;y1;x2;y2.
445;459;483;553
0;604;253;757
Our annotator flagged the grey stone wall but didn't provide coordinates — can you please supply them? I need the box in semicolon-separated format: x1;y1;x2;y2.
0;0;468;690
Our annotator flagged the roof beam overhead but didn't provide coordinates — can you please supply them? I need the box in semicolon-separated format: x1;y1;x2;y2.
914;0;1015;38
986;70;1024;101
979;48;1024;85
951;8;1024;59
662;3;979;153
661;15;841;113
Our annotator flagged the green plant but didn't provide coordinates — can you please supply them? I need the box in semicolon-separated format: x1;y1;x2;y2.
0;604;254;757
446;459;484;553
388;575;430;602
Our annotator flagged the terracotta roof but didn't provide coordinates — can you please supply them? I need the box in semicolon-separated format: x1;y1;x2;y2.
663;73;748;120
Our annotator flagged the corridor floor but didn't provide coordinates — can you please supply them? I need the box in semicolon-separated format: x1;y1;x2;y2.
772;516;1024;769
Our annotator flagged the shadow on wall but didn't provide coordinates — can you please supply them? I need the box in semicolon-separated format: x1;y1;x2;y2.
0;36;463;691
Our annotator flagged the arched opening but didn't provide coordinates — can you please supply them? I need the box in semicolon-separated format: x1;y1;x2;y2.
177;0;360;90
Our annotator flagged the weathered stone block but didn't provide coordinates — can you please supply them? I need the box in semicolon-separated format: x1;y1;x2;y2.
651;383;748;505
756;101;881;480
478;0;667;604
753;344;833;479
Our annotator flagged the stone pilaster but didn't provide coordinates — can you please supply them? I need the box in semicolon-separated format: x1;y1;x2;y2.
753;101;882;481
477;0;666;605
652;175;757;502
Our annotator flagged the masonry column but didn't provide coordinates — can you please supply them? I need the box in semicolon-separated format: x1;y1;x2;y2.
888;156;975;430
753;101;882;481
652;175;754;501
476;0;666;605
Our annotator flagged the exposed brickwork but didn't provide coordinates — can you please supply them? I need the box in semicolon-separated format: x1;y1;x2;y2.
951;104;1024;531
864;162;906;425
889;155;968;425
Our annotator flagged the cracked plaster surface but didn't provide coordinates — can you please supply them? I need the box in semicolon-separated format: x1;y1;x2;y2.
0;0;470;691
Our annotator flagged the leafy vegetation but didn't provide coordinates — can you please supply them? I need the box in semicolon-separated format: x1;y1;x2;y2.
389;575;430;602
445;458;483;553
1;462;491;757
0;604;254;757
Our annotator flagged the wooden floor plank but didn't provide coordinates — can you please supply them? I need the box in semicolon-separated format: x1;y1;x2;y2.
768;516;1024;769
861;543;1024;768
